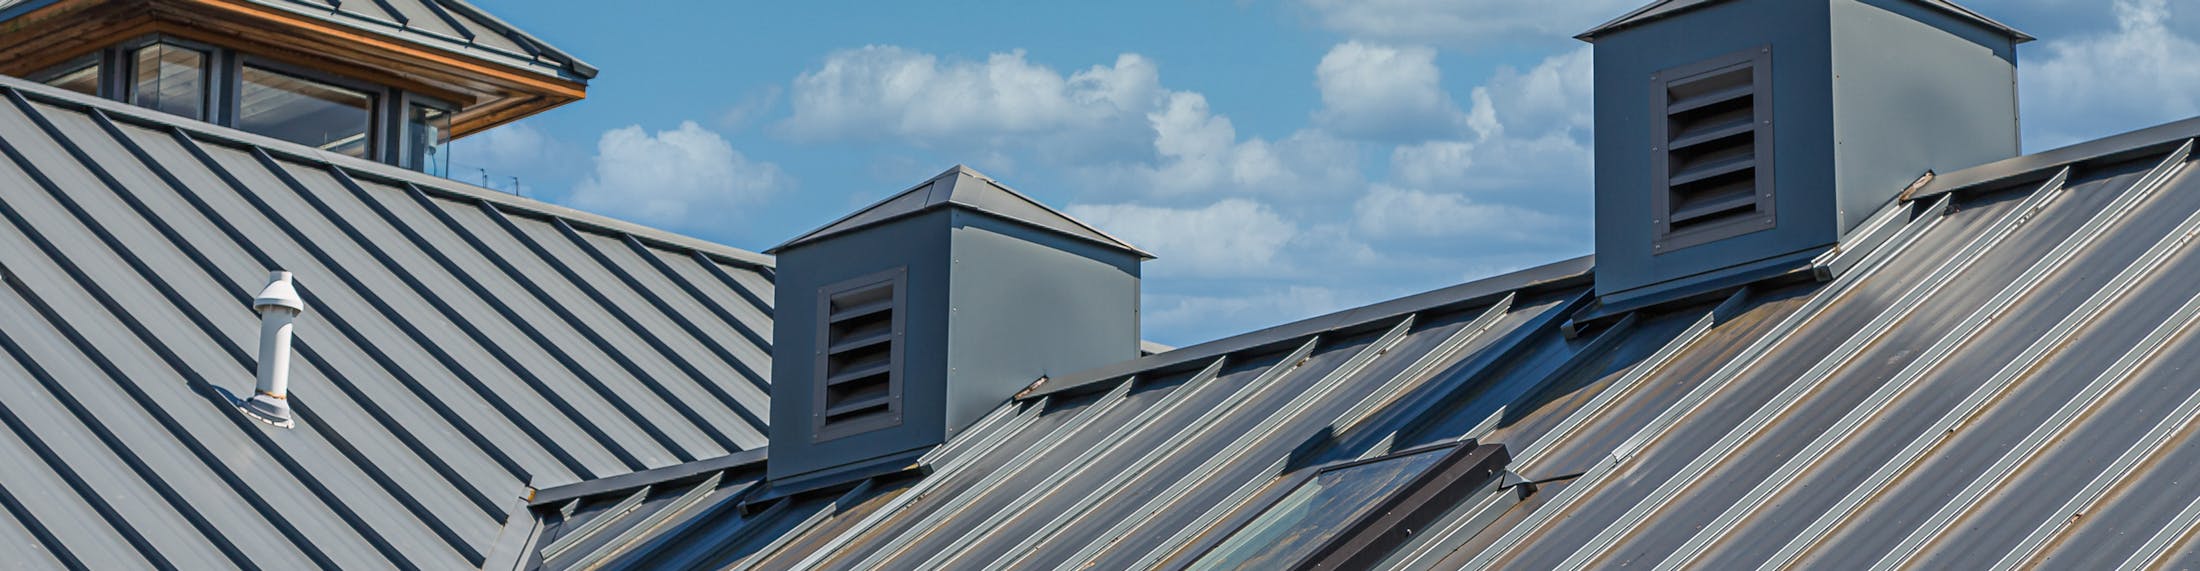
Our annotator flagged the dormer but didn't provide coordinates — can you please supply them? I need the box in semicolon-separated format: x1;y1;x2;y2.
0;0;591;176
1583;0;2028;309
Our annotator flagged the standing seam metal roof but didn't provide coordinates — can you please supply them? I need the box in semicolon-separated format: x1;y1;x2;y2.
0;74;768;570
525;115;2200;570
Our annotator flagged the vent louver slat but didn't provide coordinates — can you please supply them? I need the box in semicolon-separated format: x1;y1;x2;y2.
1654;47;1775;251
814;270;904;440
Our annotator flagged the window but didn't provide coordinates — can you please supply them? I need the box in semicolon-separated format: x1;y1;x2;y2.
127;42;209;119
813;268;905;441
239;64;376;158
403;101;453;177
1190;442;1512;570
1652;46;1776;252
32;56;100;97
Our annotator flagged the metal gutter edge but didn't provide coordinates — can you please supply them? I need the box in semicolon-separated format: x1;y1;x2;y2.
1024;255;1594;400
530;448;767;507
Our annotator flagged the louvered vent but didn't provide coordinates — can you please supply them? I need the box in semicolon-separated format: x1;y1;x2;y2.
813;269;904;441
1653;46;1776;251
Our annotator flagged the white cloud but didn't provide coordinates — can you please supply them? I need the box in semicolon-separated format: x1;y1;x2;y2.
565;122;789;229
1387;46;1595;198
1314;42;1471;141
1107;92;1365;199
1352;185;1567;240
778;46;1162;158
1065;199;1301;277
2022;0;2200;149
1302;0;1642;49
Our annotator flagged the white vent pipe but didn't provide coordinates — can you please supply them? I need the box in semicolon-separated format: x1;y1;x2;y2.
241;271;304;428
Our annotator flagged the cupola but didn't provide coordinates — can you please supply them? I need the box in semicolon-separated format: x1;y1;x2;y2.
1583;0;2029;309
0;0;591;176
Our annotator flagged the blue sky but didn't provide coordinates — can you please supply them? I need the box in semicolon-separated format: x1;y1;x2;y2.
456;0;2200;346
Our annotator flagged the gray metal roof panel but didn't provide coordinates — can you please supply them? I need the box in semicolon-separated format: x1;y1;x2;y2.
0;74;771;569
566;119;2200;569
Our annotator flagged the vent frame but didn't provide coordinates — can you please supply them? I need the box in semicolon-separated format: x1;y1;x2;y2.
812;267;907;442
1651;45;1778;253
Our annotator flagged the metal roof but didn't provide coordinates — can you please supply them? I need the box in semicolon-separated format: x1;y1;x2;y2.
0;0;596;81
0;74;768;569
527;114;2200;569
1576;0;2034;42
768;165;1152;259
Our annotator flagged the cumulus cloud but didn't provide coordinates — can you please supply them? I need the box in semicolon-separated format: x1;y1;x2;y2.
2022;0;2200;149
565;122;789;230
1314;42;1471;141
1065;199;1301;277
1302;0;1642;50
1387;46;1595;199
778;46;1161;159
1113;92;1365;199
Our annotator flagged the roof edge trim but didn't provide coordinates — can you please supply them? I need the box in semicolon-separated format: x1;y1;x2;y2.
1576;0;2034;43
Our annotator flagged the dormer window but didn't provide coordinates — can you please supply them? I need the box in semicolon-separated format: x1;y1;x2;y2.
238;63;376;159
22;35;461;171
126;40;210;121
31;54;100;97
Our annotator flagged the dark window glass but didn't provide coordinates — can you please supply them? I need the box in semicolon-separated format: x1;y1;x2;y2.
1191;447;1449;571
38;60;100;97
239;64;375;158
404;103;452;177
128;43;208;119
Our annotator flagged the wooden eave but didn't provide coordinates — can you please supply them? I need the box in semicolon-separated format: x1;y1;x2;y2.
0;0;585;138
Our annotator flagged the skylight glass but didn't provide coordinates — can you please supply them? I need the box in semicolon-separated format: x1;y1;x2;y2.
1190;446;1449;571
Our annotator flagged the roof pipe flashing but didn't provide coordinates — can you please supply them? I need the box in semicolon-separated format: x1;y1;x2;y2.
242;271;305;428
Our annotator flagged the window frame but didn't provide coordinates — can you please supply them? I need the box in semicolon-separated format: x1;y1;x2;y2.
233;56;388;159
118;36;217;121
1185;440;1512;570
27;52;104;97
1650;45;1778;253
397;92;458;175
812;267;907;442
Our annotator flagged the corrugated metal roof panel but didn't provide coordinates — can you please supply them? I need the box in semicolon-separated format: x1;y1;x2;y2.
0;75;768;569
558;123;2200;570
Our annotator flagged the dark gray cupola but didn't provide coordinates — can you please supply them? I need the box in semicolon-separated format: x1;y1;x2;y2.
1583;0;2030;309
763;165;1150;488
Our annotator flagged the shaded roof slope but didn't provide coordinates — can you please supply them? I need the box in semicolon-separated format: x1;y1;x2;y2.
770;165;1151;258
527;115;2200;569
0;76;769;570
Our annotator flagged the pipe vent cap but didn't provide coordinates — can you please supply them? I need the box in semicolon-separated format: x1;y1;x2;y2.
253;271;305;313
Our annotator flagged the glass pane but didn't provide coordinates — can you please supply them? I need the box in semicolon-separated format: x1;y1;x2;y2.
404;103;452;177
39;60;100;97
129;43;207;119
1191;447;1449;571
239;65;375;159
